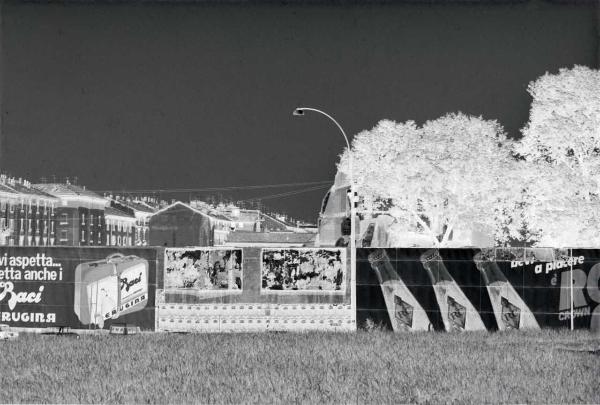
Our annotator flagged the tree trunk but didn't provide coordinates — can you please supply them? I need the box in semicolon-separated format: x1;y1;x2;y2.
440;220;456;246
408;209;439;247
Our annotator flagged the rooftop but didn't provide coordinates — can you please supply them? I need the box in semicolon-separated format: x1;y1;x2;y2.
111;198;157;214
105;206;136;219
152;201;234;223
33;183;104;200
0;176;58;200
225;231;316;245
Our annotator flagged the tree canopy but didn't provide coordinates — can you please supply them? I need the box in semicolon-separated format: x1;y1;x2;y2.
516;65;600;247
336;65;600;247
339;113;519;247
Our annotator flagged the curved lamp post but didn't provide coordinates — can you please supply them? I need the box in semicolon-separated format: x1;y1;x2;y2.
292;107;357;328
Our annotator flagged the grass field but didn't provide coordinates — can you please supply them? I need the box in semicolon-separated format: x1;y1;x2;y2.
0;329;598;404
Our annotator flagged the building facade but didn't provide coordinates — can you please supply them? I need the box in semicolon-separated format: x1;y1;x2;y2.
317;171;353;247
0;176;58;246
33;183;107;246
104;206;137;246
148;201;233;247
106;198;156;246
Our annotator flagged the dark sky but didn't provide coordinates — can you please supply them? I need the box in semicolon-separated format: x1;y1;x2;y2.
1;1;598;221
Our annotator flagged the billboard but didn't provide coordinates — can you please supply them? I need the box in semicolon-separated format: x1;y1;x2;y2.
357;248;600;332
0;247;158;331
261;248;345;293
164;247;243;294
156;247;353;332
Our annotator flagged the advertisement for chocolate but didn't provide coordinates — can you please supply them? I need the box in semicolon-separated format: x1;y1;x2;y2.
357;248;600;332
0;247;158;330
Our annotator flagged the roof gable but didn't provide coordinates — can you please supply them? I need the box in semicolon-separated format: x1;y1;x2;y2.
151;201;232;223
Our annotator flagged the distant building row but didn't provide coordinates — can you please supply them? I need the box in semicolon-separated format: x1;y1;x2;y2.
0;176;154;247
0;175;316;247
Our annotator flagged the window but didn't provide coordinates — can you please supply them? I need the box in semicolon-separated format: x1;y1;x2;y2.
81;213;85;225
117;236;121;246
106;234;110;245
81;229;85;242
60;213;69;225
90;214;94;225
59;230;68;242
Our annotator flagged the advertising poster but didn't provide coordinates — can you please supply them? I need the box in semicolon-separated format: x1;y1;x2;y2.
261;248;345;293
357;248;600;332
0;247;158;330
157;247;353;332
164;248;243;294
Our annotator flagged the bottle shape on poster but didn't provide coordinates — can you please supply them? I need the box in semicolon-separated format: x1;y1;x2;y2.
368;250;431;331
420;249;486;331
473;252;539;330
74;254;149;328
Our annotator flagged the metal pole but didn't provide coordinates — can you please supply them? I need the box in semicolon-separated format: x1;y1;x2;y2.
293;107;357;329
570;248;574;331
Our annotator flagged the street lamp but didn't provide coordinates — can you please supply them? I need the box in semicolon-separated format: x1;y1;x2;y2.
293;107;357;329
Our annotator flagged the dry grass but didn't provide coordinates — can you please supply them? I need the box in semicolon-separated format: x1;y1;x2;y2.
0;329;598;404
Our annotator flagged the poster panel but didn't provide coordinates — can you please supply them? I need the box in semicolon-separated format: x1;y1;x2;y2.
357;248;600;332
164;248;243;294
261;248;346;293
0;247;158;331
156;247;353;332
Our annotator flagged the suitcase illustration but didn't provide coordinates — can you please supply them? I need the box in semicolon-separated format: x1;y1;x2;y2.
420;249;486;332
74;253;149;328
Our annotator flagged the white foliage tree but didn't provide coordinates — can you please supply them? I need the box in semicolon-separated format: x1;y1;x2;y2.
339;113;520;247
516;65;600;247
518;65;600;178
517;161;598;247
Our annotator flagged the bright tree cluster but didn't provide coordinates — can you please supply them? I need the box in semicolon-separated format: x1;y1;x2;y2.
337;65;600;248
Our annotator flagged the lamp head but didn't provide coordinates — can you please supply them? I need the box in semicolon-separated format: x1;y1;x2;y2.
292;108;305;116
